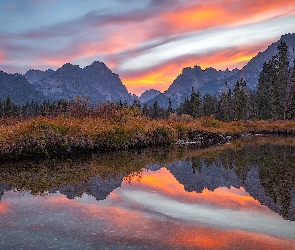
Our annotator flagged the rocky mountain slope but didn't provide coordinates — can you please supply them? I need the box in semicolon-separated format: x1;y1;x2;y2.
148;33;295;107
25;61;132;103
1;33;294;106
138;89;161;103
0;70;47;104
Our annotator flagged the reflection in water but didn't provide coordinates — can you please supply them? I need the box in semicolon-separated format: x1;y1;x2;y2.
0;135;295;249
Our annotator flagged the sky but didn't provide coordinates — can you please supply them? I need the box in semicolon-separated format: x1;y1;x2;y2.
0;0;295;95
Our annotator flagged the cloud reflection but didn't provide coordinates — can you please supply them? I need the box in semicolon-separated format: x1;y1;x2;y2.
0;202;9;214
1;165;295;249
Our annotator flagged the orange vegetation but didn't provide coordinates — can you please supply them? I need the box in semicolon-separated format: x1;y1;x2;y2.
1;108;295;159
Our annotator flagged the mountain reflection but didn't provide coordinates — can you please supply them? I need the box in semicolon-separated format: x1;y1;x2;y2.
0;135;295;221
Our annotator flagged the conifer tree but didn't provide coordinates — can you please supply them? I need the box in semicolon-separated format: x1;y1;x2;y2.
257;62;273;119
142;103;148;117
0;100;3;117
233;78;248;120
289;60;295;119
276;40;290;120
4;96;13;117
247;89;258;120
203;93;216;117
189;88;203;118
151;101;160;119
180;97;191;116
166;98;173;117
219;90;233;121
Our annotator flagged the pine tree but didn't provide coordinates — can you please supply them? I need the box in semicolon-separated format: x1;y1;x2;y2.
166;98;173;117
132;99;141;109
142;103;148;117
151;101;160;119
4;96;13;117
257;62;273;119
189;88;203;118
0;100;3;118
247;89;258;120
290;60;295;119
233;78;248;120
219;90;233;121
180;97;191;116
203;93;216;117
276;40;290;120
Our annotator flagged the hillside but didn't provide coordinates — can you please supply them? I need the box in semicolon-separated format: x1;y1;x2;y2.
25;61;132;103
0;70;47;104
148;33;295;107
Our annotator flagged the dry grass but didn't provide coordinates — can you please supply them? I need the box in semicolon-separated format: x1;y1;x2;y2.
1;110;295;159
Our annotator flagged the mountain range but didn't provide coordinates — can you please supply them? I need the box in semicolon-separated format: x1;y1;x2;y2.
0;33;295;106
24;61;132;104
0;70;46;103
147;33;295;107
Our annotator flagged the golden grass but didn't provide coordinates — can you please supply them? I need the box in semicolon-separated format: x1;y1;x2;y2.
1;112;295;159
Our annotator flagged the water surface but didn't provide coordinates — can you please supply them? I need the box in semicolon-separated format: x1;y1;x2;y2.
1;135;295;249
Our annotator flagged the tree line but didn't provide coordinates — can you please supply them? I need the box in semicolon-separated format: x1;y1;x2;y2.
1;40;294;122
143;40;295;121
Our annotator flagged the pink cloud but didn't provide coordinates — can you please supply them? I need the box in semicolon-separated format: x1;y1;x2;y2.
0;0;294;94
120;42;272;95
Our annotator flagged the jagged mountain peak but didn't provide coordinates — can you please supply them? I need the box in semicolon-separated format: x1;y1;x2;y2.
57;63;81;72
87;60;107;68
23;61;132;103
204;67;218;73
0;70;47;104
148;32;295;108
139;89;161;103
83;61;114;76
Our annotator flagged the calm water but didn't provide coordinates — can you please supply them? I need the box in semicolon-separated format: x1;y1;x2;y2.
1;135;295;249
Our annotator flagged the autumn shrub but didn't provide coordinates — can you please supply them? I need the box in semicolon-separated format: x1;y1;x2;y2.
200;115;221;128
175;124;187;139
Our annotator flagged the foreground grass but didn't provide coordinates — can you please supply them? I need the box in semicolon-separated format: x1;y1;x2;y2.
1;111;295;159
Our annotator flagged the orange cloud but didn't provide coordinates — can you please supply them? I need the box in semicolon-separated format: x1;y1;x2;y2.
121;42;270;95
161;0;295;34
30;26;147;70
2;0;294;95
121;63;180;94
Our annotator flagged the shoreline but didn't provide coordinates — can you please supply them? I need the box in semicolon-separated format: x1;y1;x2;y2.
1;115;295;161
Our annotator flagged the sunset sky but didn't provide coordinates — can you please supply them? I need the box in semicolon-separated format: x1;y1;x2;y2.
0;0;295;95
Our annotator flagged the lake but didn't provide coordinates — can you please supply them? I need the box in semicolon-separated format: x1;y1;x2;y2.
0;135;295;249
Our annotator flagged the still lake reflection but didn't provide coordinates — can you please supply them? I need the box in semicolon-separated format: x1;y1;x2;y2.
1;135;295;249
